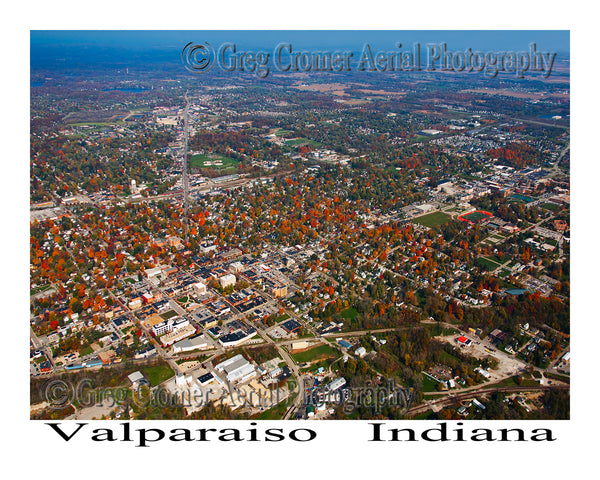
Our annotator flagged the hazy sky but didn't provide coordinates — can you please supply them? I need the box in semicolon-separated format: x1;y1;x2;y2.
31;30;570;61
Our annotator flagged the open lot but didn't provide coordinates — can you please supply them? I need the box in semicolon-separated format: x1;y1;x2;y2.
438;334;528;381
289;344;339;364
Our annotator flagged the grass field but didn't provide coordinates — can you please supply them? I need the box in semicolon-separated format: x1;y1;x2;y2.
177;296;194;309
493;375;539;388
285;138;322;147
160;310;178;320
78;346;93;357
69;121;126;127
340;307;359;320
290;344;338;364
255;401;290;420
438;349;461;365
475;256;502;270
421;374;440;393
498;268;512;278
427;325;460;337
413;211;451;228
30;284;52;296
541;202;562;212
275;129;294;136
140;363;175;386
189;153;239;170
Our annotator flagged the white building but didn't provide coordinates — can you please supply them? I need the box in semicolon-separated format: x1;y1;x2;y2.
151;317;190;337
128;297;142;310
230;261;244;273
172;334;209;354
156;116;178;126
127;371;147;389
325;377;346;393
215;354;257;383
415;204;435;214
355;346;367;358
192;282;207;296
175;374;193;386
159;324;196;347
145;266;162;279
220;274;237;289
200;244;217;254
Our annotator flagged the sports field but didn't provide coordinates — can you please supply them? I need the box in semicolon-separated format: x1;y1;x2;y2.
413;211;451;228
189;153;239;169
459;210;492;223
509;194;535;203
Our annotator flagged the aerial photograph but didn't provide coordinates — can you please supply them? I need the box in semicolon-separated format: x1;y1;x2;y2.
29;30;571;422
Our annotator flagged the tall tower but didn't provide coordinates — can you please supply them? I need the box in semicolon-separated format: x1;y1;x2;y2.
183;93;190;243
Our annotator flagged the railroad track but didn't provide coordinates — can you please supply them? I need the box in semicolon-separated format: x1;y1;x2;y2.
406;384;568;416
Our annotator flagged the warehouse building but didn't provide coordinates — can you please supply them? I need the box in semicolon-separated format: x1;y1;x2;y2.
325;377;346;393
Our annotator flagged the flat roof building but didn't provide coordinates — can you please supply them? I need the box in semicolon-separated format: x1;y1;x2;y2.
220;273;237;289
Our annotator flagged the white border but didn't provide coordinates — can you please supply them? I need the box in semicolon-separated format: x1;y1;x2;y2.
5;1;598;477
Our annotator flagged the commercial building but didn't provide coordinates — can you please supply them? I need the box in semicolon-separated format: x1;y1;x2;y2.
197;372;215;386
152;317;190;337
98;349;118;365
159;324;196;347
281;319;301;334
192;281;207;296
128;297;142;310
489;329;509;343
230;261;244;273
220;273;237;289
271;284;288;298
134;346;156;359
172;334;209;354
290;340;310;351
145;267;162;279
219;328;255;348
